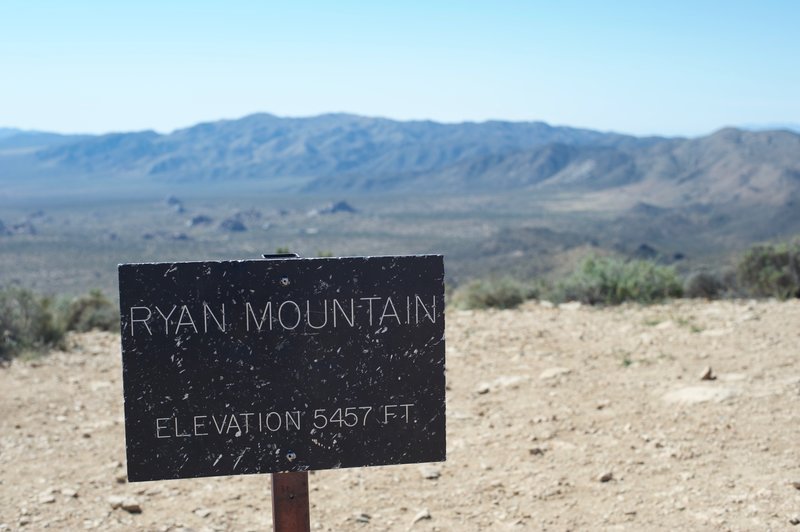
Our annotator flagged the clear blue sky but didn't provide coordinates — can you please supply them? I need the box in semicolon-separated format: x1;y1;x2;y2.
1;1;798;136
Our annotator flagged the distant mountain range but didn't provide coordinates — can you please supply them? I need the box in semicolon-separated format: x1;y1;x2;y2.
1;113;799;212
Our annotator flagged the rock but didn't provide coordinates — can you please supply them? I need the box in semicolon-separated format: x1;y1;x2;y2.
700;366;716;381
662;386;738;404
539;300;555;308
419;465;441;480
193;508;211;518
559;301;582;311
60;488;78;498
354;512;371;523
634;243;658;260
107;495;125;509
186;214;213;227
791;515;800;526
319;201;358;215
791;480;800;490
411;509;431;525
108;495;142;513
539;367;571;380
475;383;491;394
115;472;127;483
529;447;545;456
38;493;55;504
598;472;613;483
232;208;262;221
491;375;526;389
11;221;37;235
120;499;142;514
219;218;247;232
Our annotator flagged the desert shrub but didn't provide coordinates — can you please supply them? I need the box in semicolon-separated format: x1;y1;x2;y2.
737;242;800;299
0;287;65;359
556;256;683;305
684;271;725;299
452;277;539;309
59;289;118;332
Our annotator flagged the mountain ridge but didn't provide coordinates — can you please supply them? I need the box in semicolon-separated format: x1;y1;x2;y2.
1;113;798;214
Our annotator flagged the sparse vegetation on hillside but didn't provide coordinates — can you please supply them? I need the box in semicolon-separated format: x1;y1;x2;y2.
454;257;684;309
0;286;117;359
737;241;800;299
0;287;64;359
683;271;726;299
554;257;683;305
58;289;118;333
451;277;539;310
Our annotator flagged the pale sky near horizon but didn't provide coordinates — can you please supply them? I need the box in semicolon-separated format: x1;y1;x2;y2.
1;1;798;137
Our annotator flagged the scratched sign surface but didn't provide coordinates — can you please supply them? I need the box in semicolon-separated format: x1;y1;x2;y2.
118;255;445;482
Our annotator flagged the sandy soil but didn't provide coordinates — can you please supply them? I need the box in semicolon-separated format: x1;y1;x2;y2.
2;299;800;531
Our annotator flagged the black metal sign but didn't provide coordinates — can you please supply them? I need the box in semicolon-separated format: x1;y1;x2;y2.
118;255;445;482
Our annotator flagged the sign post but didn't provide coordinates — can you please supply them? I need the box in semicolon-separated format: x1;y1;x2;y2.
117;255;446;528
272;471;310;531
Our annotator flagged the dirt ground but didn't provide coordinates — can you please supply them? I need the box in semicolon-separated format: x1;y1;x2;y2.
2;299;800;531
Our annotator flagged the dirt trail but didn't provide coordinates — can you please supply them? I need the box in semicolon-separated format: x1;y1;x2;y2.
2;299;800;531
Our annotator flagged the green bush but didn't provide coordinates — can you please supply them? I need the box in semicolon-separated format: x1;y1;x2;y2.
684;271;725;299
0;287;65;359
737;242;800;299
556;256;683;305
59;289;118;332
452;277;539;309
0;287;119;359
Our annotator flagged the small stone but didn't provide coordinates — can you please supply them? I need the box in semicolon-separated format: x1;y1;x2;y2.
107;496;124;509
18;517;30;526
539;367;571;380
354;512;371;523
792;481;800;490
598;472;613;483
193;508;211;518
115;472;127;484
412;509;431;524
475;383;490;394
529;447;545;456
662;386;737;404
61;488;78;498
38;494;56;504
120;499;142;514
700;366;716;381
419;465;441;480
790;515;800;526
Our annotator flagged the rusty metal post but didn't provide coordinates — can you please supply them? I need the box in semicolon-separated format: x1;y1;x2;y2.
272;471;310;532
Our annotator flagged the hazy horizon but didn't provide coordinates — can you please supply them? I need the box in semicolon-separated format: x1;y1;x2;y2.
3;110;799;139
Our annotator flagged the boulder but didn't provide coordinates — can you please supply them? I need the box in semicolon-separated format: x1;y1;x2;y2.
219;218;247;232
319;200;358;215
186;214;213;227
